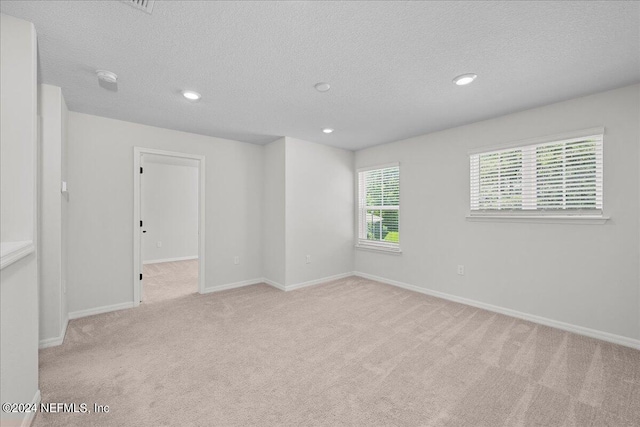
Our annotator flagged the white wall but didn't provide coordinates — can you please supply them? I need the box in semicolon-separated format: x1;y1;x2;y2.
142;158;199;263
0;13;40;426
285;137;354;286
38;84;69;345
262;138;286;285
355;84;640;341
261;137;354;287
0;14;37;243
67;112;263;313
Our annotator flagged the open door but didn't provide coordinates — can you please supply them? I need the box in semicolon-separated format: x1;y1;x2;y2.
133;147;206;308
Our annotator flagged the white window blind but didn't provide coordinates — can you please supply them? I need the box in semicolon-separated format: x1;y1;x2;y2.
357;165;400;251
470;133;603;214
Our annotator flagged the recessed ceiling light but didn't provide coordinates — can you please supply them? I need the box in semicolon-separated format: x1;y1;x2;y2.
314;82;331;92
182;90;201;101
322;128;334;134
96;70;118;84
453;73;477;86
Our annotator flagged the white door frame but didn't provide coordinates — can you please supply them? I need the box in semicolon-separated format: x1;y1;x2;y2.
133;147;206;306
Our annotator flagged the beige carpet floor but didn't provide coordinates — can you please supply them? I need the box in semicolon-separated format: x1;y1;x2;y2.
142;259;199;304
35;271;640;426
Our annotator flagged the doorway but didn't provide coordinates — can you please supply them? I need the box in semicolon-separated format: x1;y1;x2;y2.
133;147;205;306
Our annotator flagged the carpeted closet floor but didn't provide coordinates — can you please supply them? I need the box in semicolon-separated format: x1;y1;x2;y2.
141;259;199;304
35;272;640;426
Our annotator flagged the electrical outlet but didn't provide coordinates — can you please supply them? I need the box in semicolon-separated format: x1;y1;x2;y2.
156;241;162;248
457;265;465;276
234;256;239;265
306;255;311;264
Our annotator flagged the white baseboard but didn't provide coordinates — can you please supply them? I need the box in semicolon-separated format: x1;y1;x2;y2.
354;271;640;350
202;278;263;294
39;316;69;349
263;278;286;291
263;272;354;292
68;301;135;320
143;255;198;265
201;274;353;294
285;272;354;291
20;389;40;427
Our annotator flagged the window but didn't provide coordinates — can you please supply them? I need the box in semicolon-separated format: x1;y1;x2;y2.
470;131;603;217
357;164;400;252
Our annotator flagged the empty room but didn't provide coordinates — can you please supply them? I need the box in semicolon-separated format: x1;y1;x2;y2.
0;1;639;426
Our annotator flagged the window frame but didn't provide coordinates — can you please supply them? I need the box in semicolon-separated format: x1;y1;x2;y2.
356;163;402;254
467;127;609;224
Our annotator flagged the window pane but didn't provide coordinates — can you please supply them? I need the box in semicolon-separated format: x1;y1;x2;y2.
359;165;400;245
478;149;522;210
536;143;564;208
470;133;602;213
365;169;383;206
536;139;599;210
364;166;399;207
365;209;399;242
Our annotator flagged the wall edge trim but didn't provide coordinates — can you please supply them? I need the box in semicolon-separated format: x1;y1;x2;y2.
353;271;640;350
20;389;40;427
143;255;198;265
39;316;69;349
201;278;263;294
68;302;134;320
285;272;354;291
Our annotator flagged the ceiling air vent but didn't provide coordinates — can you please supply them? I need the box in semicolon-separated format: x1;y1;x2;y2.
121;0;155;14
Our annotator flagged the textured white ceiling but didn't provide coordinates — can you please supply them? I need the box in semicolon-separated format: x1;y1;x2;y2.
2;1;639;150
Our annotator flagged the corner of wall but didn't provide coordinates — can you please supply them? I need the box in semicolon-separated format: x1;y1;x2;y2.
0;13;40;425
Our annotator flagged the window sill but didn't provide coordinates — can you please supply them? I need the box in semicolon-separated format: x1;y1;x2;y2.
1;240;35;270
466;214;609;225
355;244;402;255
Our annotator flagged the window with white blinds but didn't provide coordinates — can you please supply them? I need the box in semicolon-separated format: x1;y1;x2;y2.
357;164;400;252
470;132;603;215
